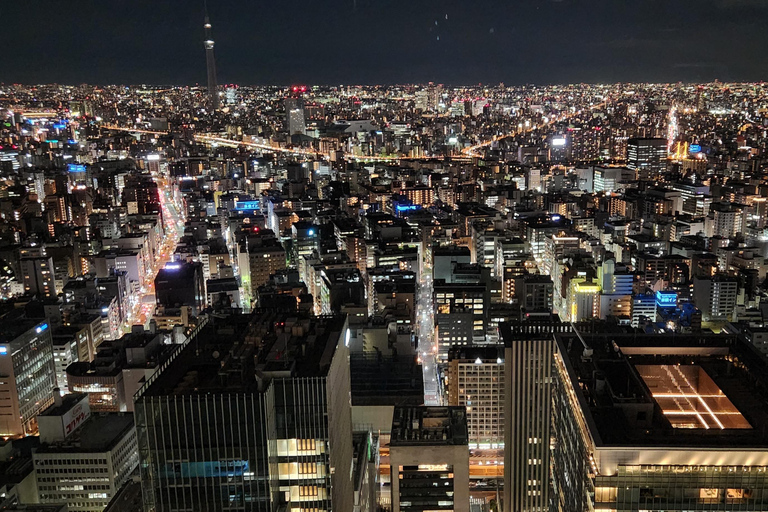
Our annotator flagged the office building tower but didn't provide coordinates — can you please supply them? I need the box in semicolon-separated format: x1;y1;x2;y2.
285;93;306;136
592;166;634;194
135;312;353;512
389;406;469;512
0;312;56;437
203;10;219;110
243;230;287;303
514;274;554;313
447;346;505;450
627;138;668;180
291;221;319;267
500;321;561;512
435;278;490;359
34;394;138;512
693;275;739;322
549;329;768;512
631;292;657;327
542;233;580;277
565;278;601;322
154;261;206;316
597;258;634;319
710;202;745;239
67;330;170;413
20;252;57;299
51;328;80;395
433;246;471;282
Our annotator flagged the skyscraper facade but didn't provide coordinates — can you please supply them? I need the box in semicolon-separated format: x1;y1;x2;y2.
627;138;668;180
135;312;353;512
0;312;56;437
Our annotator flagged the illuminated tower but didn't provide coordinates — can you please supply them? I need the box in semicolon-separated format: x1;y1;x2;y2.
203;7;219;110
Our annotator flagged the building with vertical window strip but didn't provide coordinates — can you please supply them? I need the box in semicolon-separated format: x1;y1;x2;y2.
0;312;56;438
389;406;469;512
500;322;558;512
134;311;352;512
501;323;768;512
447;346;505;450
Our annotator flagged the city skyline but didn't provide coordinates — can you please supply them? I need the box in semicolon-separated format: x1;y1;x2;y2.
3;20;768;509
4;0;768;85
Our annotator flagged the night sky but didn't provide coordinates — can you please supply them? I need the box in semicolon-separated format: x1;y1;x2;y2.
4;0;768;86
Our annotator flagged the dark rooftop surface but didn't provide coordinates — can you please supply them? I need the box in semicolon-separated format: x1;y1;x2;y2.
137;311;346;397
104;477;142;512
350;352;423;406
39;393;88;418
0;310;43;344
37;414;134;453
555;330;768;448
390;406;468;446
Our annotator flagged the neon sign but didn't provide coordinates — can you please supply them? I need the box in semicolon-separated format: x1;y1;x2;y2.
655;291;677;307
234;200;260;211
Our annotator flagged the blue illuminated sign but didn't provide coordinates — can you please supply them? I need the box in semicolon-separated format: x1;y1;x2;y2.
68;164;86;173
395;204;421;213
655;291;677;308
52;123;66;130
160;460;249;478
35;323;49;334
233;200;260;211
689;144;701;153
0;346;7;355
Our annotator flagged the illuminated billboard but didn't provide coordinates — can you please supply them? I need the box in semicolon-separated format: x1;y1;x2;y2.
552;137;567;146
67;164;86;173
689;144;702;153
655;291;678;308
234;200;260;211
395;204;421;214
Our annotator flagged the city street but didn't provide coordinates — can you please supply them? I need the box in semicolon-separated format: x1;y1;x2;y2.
417;268;442;406
124;173;185;329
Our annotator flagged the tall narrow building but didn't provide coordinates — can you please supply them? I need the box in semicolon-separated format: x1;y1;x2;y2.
203;9;219;110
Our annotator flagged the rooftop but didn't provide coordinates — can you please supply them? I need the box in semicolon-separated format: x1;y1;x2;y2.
36;414;134;454
555;330;768;448
137;311;346;397
0;311;46;345
39;393;88;418
390;406;468;446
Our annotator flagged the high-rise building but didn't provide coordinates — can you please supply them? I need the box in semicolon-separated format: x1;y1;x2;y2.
549;329;768;512
435;279;490;359
135;312;353;512
500;320;565;512
0;312;56;437
389;406;469;512
631;292;657;327
447;346;505;450
203;10;219;110
566;278;601;322
627;138;668;180
514;274;554;313
597;258;634;319
693;275;739;322
285;89;306;136
20;250;57;299
34;394;138;512
154;262;206;316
